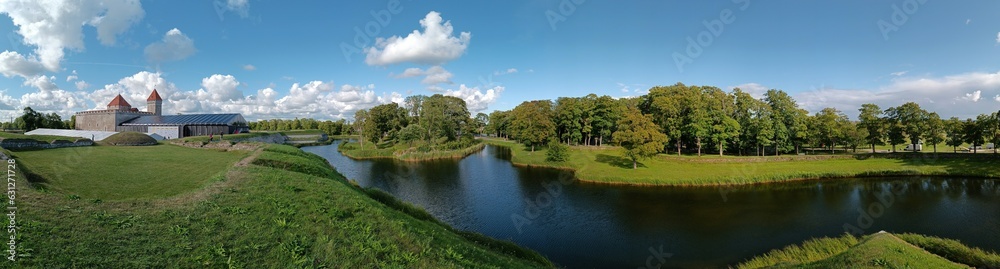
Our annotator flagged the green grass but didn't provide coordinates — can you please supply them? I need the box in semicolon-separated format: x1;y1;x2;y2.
482;138;1000;186
736;232;977;268
5;143;552;268
339;140;486;161
0;131;85;143
102;131;158;146
10;144;248;200
895;233;1000;268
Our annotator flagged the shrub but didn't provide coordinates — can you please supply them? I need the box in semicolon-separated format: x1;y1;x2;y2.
545;139;569;162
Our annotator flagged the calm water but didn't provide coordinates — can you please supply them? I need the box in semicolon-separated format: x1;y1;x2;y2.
303;141;1000;268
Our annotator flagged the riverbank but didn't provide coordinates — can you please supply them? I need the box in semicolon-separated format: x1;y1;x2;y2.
482;138;1000;186
737;232;1000;268
338;140;485;162
5;143;552;268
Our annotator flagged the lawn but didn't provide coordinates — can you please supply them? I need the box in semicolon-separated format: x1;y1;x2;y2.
339;140;485;161
0;131;84;143
736;232;1000;268
10;144;248;200
483;138;1000;186
5;143;551;268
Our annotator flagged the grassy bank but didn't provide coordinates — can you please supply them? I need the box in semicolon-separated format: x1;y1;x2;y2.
5;143;551;268
338;140;486;161
177;132;272;143
736;232;1000;268
482;138;1000;186
0;131;85;143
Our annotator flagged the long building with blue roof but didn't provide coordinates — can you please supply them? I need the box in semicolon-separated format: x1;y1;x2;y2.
75;89;250;139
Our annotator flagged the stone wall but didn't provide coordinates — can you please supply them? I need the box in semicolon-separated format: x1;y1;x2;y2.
0;138;94;150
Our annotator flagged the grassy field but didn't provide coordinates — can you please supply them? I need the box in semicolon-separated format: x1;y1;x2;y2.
482;138;1000;186
339;140;486;161
4;143;551;268
10;144;248;200
736;232;1000;268
0;131;85;143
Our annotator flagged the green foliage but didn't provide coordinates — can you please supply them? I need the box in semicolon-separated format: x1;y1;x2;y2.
612;107;667;169
858;103;886;152
509;100;556;151
14;107;69;131
896;233;1000;268
364;103;409;144
103;132;158;146
248;118;348;135
421;94;471;143
545;139;569;162
737;233;971;269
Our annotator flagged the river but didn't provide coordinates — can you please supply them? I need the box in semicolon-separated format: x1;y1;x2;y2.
303;141;1000;268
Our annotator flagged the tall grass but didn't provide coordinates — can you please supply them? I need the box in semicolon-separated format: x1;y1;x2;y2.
338;140;485;161
896;233;1000;268
736;234;859;268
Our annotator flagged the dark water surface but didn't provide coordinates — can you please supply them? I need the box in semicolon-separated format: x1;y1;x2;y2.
303;142;1000;268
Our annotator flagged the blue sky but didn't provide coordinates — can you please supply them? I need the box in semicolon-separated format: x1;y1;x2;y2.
1;0;1000;121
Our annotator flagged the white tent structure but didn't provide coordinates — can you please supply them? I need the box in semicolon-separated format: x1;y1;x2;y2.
24;129;165;141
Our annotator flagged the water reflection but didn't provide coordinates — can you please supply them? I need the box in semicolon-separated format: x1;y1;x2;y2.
304;142;1000;268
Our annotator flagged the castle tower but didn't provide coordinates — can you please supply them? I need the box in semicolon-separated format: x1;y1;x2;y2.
107;94;132;111
147;89;162;116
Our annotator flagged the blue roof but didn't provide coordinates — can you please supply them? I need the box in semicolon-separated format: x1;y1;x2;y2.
121;114;246;126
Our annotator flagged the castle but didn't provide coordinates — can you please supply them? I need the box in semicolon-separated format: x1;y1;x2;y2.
75;89;249;138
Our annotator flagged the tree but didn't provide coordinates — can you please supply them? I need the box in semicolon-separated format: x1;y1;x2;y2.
813;108;849;154
684;86;712;156
510;100;556;152
894;102;929;152
964;117;985;153
16;107;43;131
986;111;1000;154
858;103;885;153
612;107;667;169
641;84;685;155
883;106;906;153
404;95;427;121
421;94;470;143
923;112;945;153
764;90;806;155
487;110;511;139
704;87;739;156
473;112;489;136
545;138;569;162
398;124;426;146
353;110;368;148
554;97;584;145
944;117;965;153
364;103;409;144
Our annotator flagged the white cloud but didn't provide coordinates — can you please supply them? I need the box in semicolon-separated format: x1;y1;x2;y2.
66;70;78;81
890;71;908;77
75;80;90;90
996;32;1000;44
144;28;196;63
364;11;471;66
0;51;46;78
0;0;144;70
225;0;250;18
494;68;518;76
392;65;453;85
730;83;768;98
792;71;1000;119
197;74;244;102
995;94;1000;103
957;90;982;102
242;64;256;71
443;84;503;112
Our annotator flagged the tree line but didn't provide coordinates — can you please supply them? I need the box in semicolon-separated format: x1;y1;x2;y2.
248;118;349;136
350;94;489;150
2;107;74;131
485;83;1000;168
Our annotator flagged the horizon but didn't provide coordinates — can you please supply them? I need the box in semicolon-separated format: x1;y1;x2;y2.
2;1;1000;122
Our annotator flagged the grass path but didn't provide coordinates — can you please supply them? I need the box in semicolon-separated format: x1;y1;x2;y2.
483;138;1000;186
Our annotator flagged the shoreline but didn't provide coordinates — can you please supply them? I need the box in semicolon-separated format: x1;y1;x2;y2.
335;141;486;162
482;138;1000;187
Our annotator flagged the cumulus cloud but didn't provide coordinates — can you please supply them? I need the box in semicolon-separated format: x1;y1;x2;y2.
197;74;244;102
730;83;769;98
144;28;196;63
790;71;1000;119
242;64;256;71
66;70;78;81
957;90;982;102
0;51;46;78
75;80;90;90
392;65;453;85
442;84;503;112
364;11;471;66
0;0;144;70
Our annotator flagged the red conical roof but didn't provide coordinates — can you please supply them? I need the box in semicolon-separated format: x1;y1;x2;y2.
107;94;131;107
147;89;162;101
